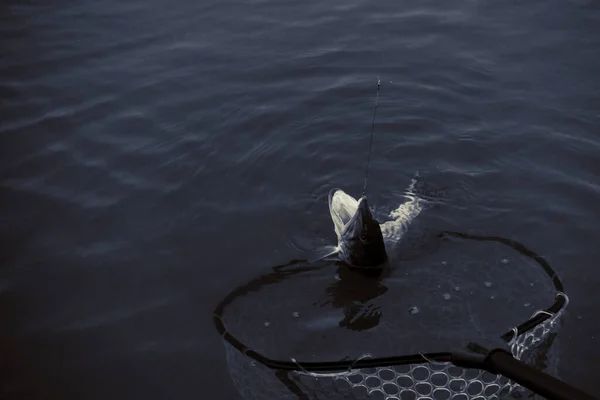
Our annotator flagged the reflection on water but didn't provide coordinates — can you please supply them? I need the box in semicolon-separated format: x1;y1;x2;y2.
321;263;389;332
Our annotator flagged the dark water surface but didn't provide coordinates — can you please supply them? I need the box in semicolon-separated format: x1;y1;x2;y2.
1;0;599;398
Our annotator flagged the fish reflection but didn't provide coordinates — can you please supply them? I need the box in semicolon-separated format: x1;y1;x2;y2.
319;262;391;332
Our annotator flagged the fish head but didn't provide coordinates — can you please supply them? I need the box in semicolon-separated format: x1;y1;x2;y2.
328;189;388;268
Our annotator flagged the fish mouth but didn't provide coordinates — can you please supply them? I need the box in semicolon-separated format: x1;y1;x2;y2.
328;188;365;237
328;188;388;269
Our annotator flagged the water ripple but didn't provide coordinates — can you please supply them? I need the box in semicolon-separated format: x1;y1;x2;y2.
54;296;176;333
2;0;600;397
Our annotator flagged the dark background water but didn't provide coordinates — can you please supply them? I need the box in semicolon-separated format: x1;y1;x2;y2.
1;0;599;398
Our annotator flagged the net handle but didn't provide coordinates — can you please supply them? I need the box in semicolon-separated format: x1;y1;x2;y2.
481;348;597;400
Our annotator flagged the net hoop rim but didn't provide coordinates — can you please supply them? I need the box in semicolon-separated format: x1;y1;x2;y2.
213;231;566;373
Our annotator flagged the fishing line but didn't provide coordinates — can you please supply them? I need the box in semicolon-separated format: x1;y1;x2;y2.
362;77;381;197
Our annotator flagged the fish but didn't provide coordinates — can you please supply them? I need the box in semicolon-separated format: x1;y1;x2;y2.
309;176;426;269
307;80;427;268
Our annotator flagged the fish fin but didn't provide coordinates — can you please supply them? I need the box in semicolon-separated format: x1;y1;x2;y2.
307;245;339;263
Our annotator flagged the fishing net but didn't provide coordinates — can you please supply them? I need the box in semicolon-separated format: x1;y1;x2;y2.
214;231;567;400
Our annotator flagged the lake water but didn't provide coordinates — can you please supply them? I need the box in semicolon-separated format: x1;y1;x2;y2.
1;0;599;398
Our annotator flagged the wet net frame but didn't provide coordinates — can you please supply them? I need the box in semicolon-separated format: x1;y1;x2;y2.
213;231;569;399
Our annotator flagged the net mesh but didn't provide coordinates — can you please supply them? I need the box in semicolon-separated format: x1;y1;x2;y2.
289;301;564;400
216;232;567;400
293;363;516;400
